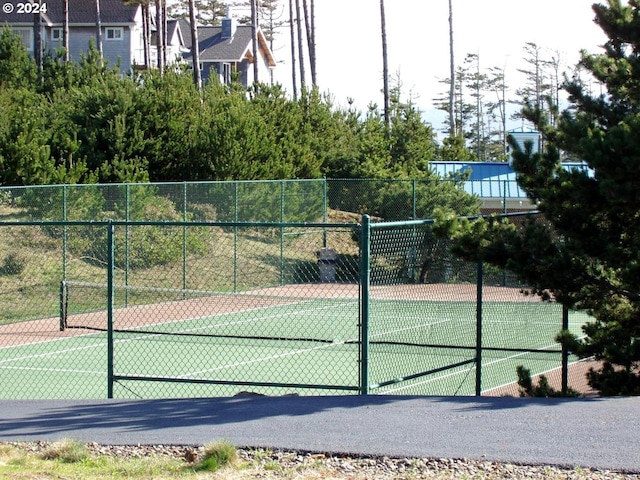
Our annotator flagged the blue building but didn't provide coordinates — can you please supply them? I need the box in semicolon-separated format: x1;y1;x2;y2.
430;161;590;212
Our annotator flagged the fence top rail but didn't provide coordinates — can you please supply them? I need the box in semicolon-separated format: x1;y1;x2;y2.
0;178;327;192
368;210;541;230
0;220;357;228
369;218;435;229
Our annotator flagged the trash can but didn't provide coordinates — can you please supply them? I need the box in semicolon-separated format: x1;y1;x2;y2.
317;248;338;282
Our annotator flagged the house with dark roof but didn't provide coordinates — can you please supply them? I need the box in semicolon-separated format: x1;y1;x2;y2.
0;0;147;73
179;13;276;87
1;3;276;85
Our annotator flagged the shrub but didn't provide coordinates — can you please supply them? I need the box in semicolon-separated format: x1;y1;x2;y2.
38;439;89;463
194;440;237;472
516;365;580;397
0;252;26;275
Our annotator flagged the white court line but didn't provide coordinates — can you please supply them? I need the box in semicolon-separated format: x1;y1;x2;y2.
378;340;574;395
482;336;590;393
120;308;455;379
0;299;355;366
3;301;580;390
97;300;359;378
0;365;106;375
114;299;357;337
181;339;356;378
144;315;537;381
368;317;459;340
0;341;108;365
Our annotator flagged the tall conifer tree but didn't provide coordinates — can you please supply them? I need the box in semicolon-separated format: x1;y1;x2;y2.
436;0;640;395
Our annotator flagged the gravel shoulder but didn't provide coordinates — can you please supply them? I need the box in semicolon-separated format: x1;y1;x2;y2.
4;441;639;479
0;395;638;475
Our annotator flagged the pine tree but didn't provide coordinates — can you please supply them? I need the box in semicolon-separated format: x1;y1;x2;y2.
510;42;559;129
435;0;640;396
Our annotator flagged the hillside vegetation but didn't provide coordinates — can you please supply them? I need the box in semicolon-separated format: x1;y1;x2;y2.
0;28;451;186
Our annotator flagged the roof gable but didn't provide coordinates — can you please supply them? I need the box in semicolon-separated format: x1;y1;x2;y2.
166;19;183;47
181;21;275;67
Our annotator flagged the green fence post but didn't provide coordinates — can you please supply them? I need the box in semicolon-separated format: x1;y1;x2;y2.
59;280;67;331
359;214;371;395
280;180;285;285
323;177;328;248
62;184;67;284
412;179;417;220
562;305;569;395
502;182;507;286
475;260;483;396
125;184;130;307
183;182;188;297
107;221;115;399
234;182;238;293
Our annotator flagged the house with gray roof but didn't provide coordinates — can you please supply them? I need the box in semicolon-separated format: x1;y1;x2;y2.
1;2;276;84
0;0;146;73
179;14;276;87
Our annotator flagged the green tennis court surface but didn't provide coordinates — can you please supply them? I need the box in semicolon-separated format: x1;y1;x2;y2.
0;298;589;399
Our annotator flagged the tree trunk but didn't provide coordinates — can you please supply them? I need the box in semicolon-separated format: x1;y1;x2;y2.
294;0;305;90
33;1;43;77
63;0;69;62
142;3;150;68
162;0;167;67
380;0;389;127
95;0;103;58
251;0;259;85
302;0;316;86
474;55;481;159
155;0;164;73
448;0;456;136
188;0;201;89
288;0;298;99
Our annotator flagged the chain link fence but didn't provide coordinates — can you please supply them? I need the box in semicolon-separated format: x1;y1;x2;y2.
0;177;528;223
0;180;592;398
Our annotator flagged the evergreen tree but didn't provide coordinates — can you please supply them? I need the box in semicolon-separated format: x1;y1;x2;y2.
434;54;509;161
0;27;37;89
435;0;640;396
485;65;509;159
510;42;558;129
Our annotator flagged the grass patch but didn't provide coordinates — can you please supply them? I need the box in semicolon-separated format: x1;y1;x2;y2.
38;439;90;463
194;440;237;472
0;442;620;479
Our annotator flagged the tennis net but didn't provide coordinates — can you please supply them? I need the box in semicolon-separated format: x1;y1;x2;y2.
59;280;361;345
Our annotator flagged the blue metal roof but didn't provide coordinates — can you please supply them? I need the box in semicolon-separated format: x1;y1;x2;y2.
430;161;522;199
430;161;590;199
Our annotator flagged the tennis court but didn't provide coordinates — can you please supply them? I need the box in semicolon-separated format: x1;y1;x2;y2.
0;282;590;399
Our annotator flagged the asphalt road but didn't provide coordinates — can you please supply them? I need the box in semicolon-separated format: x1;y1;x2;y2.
0;395;638;472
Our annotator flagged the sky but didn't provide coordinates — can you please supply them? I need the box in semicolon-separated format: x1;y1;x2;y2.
265;0;609;133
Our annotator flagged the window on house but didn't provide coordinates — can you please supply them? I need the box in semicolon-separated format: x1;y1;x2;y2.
106;28;123;40
52;28;63;42
222;63;231;85
12;29;32;52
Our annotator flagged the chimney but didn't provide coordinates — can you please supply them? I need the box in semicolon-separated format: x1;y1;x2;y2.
221;7;236;39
